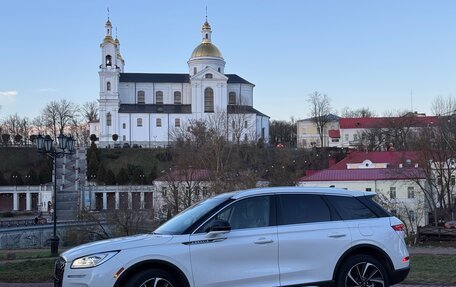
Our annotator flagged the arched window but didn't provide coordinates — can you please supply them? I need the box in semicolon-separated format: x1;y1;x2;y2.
175;118;180;127
205;73;213;79
156;91;163;104
205;33;208;39
107;81;111;91
193;67;197;75
204;87;214;112
174;91;182;104
218;67;221;72
137;118;143;127
156;118;162;127
228;92;236;105
105;55;112;66
137;91;145;104
106;112;112;126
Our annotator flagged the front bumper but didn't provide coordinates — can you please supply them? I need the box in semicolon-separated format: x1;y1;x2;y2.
390;267;410;285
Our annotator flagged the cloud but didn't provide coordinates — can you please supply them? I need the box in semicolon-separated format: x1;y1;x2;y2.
36;88;59;93
0;91;17;103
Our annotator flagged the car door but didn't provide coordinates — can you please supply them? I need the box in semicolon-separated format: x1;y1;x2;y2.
188;195;279;287
277;194;352;286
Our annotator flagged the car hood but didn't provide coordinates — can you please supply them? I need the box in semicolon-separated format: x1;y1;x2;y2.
61;233;173;262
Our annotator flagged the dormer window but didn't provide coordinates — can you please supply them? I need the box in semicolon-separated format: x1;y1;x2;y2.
105;55;112;67
205;73;213;79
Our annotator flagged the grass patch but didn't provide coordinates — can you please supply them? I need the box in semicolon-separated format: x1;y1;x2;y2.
404;254;456;284
0;250;52;261
99;148;170;175
0;259;55;283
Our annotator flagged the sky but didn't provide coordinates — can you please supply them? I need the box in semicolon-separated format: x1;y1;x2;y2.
1;0;456;121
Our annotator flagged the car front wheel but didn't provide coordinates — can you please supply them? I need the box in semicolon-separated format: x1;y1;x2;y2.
337;255;390;287
125;269;178;287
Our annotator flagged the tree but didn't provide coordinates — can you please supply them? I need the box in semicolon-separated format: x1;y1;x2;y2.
0;172;7;185
112;134;119;142
81;101;99;122
43;99;77;140
86;151;99;179
96;165;106;184
431;95;456;116
307;91;332;147
105;170;117;185
116;168;129;185
39;163;52;184
269;119;297;146
341;107;377;118
1;134;10;146
90;134;98;143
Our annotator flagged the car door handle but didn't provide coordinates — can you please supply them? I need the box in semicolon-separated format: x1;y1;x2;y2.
328;233;347;238
254;237;274;244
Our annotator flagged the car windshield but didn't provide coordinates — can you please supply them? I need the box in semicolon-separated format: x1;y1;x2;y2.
154;194;231;235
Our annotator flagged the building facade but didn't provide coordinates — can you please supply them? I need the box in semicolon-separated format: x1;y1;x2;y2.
95;18;269;147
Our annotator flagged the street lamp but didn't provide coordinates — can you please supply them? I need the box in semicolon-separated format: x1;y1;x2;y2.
35;133;76;256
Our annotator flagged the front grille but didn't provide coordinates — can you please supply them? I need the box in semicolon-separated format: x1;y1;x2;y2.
54;257;66;287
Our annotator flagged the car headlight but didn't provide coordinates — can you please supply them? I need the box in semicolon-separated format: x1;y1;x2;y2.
71;251;119;269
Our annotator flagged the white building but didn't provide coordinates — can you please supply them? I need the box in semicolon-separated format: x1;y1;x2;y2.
296;114;340;148
95;18;269;147
297;151;429;231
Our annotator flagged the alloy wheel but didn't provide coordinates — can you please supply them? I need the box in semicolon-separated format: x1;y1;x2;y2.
140;277;174;287
345;262;385;287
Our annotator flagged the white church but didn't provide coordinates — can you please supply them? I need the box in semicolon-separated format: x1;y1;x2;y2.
92;17;270;147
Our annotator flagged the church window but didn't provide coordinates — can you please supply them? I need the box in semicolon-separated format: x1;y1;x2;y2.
122;123;126;129
137;118;143;127
122;135;126;141
232;121;235;129
218;67;221;72
105;55;112;67
244;134;248;142
175;118;180;127
205;73;213;79
228;92;236;105
205;33;208;39
244;121;248;128
174;91;182;104
156;118;162;127
137;91;145;104
204;87;214;112
106;112;112;126
193;67;197;75
107;81;111;91
156;91;163;104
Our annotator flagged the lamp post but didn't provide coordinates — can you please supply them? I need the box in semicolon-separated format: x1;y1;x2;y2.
35;133;76;256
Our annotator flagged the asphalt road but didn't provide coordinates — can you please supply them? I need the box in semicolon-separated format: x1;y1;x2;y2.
0;284;453;287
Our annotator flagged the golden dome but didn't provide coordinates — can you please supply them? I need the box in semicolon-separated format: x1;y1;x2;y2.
191;42;223;58
102;35;116;45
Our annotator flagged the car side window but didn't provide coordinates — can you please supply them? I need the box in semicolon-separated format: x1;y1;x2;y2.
326;196;377;220
199;196;271;232
279;194;331;225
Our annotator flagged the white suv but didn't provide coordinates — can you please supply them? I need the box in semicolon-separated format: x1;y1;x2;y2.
55;187;410;287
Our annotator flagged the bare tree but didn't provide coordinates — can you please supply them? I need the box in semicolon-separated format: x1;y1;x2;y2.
81;101;99;122
307;91;332;147
341;107;377;118
431;95;456;116
43;99;77;139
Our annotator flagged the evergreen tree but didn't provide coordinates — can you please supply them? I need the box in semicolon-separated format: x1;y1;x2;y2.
96;165;106;184
0;172;7;185
104;169;116;185
39;165;52;184
86;151;99;179
116;168;129;185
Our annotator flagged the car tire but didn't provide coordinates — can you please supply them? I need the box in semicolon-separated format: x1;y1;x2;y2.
124;268;179;287
336;254;390;287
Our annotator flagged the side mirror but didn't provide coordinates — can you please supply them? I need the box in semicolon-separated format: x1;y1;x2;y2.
206;219;231;238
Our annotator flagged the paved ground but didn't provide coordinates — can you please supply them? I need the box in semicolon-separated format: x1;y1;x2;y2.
409;246;456;255
0;283;455;287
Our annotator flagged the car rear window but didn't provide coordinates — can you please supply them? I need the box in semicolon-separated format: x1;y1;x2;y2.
278;194;331;225
325;195;377;220
358;195;391;217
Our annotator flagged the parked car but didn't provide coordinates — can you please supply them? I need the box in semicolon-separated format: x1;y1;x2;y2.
122;143;130;148
444;220;456;229
113;143;121;148
55;187;410;287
